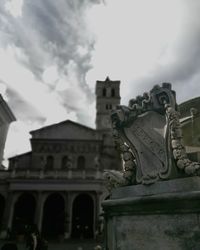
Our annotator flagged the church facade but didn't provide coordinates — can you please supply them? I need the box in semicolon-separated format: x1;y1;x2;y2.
0;77;121;240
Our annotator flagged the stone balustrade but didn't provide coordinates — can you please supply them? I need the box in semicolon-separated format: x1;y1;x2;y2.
0;170;10;179
0;168;103;180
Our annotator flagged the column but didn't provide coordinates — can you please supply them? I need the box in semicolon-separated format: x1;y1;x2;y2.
94;192;104;240
64;192;71;239
34;192;45;233
0;192;18;239
92;193;98;239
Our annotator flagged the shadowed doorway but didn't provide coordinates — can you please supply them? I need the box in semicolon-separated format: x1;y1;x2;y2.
42;193;65;239
71;194;94;239
12;193;36;235
0;194;5;230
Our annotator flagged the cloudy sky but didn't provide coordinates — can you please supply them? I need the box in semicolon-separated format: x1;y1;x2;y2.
1;0;200;162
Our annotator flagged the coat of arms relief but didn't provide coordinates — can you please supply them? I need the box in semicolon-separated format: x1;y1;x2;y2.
104;83;200;190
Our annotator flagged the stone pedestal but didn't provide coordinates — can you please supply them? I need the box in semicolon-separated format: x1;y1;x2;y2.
102;177;200;250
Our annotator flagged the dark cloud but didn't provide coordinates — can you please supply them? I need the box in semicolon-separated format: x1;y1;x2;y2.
0;0;99;114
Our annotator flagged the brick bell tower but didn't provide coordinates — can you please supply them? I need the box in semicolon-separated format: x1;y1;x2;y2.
95;76;121;132
95;77;121;170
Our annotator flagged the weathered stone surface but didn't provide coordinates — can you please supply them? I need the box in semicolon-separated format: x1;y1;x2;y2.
106;214;200;250
103;177;200;250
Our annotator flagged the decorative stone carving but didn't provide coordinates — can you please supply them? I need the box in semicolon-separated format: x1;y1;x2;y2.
105;83;200;189
94;155;101;169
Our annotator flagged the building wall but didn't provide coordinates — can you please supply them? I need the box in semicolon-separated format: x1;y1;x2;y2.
0;95;16;166
0;123;9;166
179;98;200;160
30;139;102;170
96;77;121;131
179;96;200;118
0;133;107;239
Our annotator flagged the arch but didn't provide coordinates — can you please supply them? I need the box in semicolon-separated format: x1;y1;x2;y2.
61;155;68;169
0;194;5;230
42;193;65;239
12;193;36;235
46;155;54;169
102;88;106;97
77;156;85;169
111;88;115;97
71;193;94;239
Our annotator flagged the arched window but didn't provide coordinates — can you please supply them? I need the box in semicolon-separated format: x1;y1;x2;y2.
103;88;106;97
106;104;113;110
46;155;54;169
61;156;68;169
77;156;85;169
106;104;112;110
111;88;115;97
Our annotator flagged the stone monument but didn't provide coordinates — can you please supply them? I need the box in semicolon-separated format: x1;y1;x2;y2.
103;83;200;250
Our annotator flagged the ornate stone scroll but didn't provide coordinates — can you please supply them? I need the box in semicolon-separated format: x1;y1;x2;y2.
104;83;200;189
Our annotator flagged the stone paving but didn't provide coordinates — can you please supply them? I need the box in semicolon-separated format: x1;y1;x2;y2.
0;239;104;250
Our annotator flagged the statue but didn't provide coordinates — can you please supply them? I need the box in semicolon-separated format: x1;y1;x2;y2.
66;156;73;168
104;83;200;189
40;156;46;170
94;155;101;169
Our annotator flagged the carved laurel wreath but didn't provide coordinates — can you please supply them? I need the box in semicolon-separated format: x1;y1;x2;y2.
103;123;137;191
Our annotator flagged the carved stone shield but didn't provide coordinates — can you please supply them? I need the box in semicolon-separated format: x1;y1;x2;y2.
122;110;174;184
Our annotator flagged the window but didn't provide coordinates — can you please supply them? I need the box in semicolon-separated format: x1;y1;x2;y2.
111;88;115;97
46;155;54;169
106;104;112;110
103;88;106;97
77;156;85;169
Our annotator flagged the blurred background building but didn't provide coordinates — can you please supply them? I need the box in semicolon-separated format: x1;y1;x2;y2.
0;77;121;240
